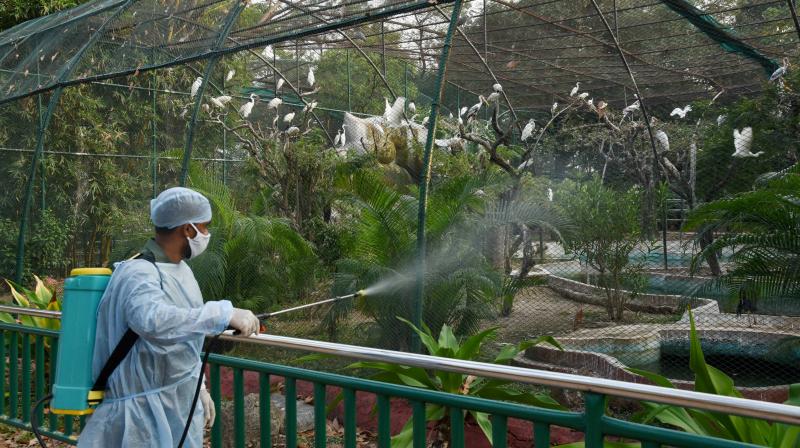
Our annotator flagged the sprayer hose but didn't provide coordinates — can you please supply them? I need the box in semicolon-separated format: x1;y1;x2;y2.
31;393;53;448
177;332;221;448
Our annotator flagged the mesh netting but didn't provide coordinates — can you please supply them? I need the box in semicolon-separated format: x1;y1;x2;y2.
0;0;798;405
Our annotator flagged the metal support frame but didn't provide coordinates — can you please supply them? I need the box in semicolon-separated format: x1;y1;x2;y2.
179;2;246;186
150;53;158;199
413;0;464;352
788;0;800;41
14;0;134;283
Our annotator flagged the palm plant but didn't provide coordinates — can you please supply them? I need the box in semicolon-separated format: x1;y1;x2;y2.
686;164;799;308
327;169;563;348
187;168;319;312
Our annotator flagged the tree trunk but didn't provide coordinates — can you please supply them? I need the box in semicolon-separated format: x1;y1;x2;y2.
699;230;722;277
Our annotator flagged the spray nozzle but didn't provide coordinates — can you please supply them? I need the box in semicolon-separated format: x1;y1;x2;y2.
356;289;366;297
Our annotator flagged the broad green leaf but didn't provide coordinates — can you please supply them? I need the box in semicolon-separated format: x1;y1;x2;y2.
554;441;640;448
6;281;31;308
469;410;493;444
626;368;677;389
0;312;14;324
33;275;53;306
396;317;439;354
456;327;499;360
437;324;458;352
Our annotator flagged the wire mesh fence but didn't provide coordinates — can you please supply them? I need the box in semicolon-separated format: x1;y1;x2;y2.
0;0;798;405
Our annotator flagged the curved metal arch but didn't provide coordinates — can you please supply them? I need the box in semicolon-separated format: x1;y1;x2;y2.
14;0;135;283
179;1;247;186
413;0;464;352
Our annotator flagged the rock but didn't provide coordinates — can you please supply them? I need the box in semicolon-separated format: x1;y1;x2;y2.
219;392;315;447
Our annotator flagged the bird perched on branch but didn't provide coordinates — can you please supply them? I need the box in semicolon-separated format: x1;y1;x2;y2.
307;67;315;87
770;58;789;82
622;100;640;117
262;45;274;59
190;77;203;99
570;82;580;97
276;78;285;91
283;112;295;123
210;95;232;109
521;119;535;141
267;97;282;109
655;130;669;152
492;83;503;93
239;93;257;118
670;105;692;119
225;70;235;82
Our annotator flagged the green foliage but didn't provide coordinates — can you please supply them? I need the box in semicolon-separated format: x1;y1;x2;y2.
348;318;564;447
628;309;800;446
557;178;646;320
0;275;61;330
188;168;319;312
685;164;800;305
0;0;88;31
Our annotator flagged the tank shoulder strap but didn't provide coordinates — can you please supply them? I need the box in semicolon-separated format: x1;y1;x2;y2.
89;252;161;401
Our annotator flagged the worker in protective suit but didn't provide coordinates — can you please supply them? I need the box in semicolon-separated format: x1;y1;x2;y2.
78;187;261;447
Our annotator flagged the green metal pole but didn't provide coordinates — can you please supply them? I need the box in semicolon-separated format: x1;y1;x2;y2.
403;62;408;114
346;49;352;112
15;0;134;282
413;0;463;352
151;62;158;198
37;94;45;211
221;71;228;186
179;3;245;186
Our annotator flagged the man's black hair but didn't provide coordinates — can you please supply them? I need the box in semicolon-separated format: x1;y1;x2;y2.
155;226;179;235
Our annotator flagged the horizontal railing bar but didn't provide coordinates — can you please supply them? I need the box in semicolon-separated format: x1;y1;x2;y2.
0;418;75;444
0;322;60;337
2;308;798;426
215;331;800;426
0;305;62;319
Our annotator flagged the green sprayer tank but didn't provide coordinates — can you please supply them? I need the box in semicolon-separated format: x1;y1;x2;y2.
50;268;112;415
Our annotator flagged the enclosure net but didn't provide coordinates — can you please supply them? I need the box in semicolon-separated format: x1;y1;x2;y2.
0;0;798;430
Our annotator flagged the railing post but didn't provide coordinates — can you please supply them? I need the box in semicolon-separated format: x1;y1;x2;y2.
286;377;297;448
450;407;464;448
491;414;508;448
377;394;391;448
344;388;357;448
584;392;605;447
210;364;222;448
21;335;31;422
412;401;426;448
0;332;4;417
233;368;245;448
259;372;271;447
314;383;326;448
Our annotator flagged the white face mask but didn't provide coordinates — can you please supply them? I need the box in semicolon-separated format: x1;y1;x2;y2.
187;223;211;259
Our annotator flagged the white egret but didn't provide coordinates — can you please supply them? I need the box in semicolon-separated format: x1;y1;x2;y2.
517;158;534;170
334;130;342;146
622;100;640;116
655;130;669;152
459;106;468;117
384;98;391;118
570;82;580;97
586;98;595;110
225;69;235;82
201;103;210;113
421;116;430;126
547;187;553;202
521;119;535;141
466;96;484;118
283;112;295;123
239;93;257;118
551;102;558;114
262;45;274;59
190;76;203;98
210;95;232;108
492;83;503;93
732;127;762;157
302;100;317;113
408;102;416;114
276;78;285;91
267;97;282;109
307;67;315;87
716;115;726;126
339;125;347;146
486;92;500;103
670;105;692;119
286;126;300;136
770;58;788;82
577;92;589;100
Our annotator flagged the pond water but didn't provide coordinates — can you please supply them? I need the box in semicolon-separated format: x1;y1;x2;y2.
631;353;800;387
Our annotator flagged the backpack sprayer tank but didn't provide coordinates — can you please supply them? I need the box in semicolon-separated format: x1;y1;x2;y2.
50;268;112;415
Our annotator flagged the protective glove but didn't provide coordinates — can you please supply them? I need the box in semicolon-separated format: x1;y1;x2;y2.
199;388;215;428
229;308;260;336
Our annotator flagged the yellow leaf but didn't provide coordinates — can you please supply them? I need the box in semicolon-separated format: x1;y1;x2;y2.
33;275;53;304
5;280;30;307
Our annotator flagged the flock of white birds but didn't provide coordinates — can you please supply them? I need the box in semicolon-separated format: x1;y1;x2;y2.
178;48;790;161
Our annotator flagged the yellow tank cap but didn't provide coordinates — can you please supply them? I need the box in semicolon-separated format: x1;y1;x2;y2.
70;268;112;277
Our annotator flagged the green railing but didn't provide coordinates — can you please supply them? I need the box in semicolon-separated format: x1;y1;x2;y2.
1;320;798;447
